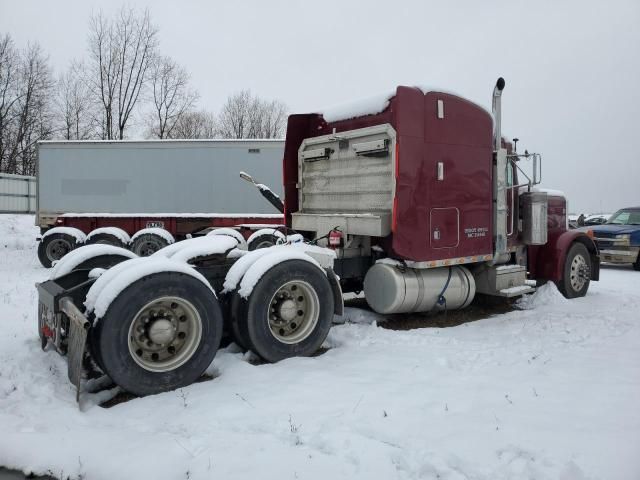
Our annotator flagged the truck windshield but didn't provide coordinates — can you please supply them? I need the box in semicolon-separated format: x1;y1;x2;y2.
606;209;640;225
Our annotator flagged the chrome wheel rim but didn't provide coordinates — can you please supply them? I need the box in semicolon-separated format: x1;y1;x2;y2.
46;238;72;260
570;253;588;291
267;280;319;344
128;296;202;372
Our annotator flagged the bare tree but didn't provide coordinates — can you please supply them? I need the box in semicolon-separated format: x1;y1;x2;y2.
0;35;54;175
146;56;198;139
217;89;252;139
0;34;19;173
55;62;96;140
218;90;287;139
87;7;158;139
168;110;216;139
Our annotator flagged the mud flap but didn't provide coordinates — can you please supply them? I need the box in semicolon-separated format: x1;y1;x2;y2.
60;297;90;402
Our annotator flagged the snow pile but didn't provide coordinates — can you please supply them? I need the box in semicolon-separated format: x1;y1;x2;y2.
41;226;87;243
1;214;640;480
0;214;39;250
130;227;175;245
516;282;569;310
49;244;137;280
84;257;214;320
237;250;324;298
86;227;131;244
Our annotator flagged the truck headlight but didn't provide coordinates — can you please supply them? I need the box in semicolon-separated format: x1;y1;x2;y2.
615;234;630;245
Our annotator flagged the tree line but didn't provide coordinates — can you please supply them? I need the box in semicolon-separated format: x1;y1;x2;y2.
0;7;288;176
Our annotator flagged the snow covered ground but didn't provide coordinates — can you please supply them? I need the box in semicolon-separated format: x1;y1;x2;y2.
1;214;639;480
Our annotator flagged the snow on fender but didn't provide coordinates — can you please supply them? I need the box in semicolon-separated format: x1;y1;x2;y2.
207;228;247;250
223;244;336;295
152;235;238;260
247;228;285;245
41;226;87;243
130;227;175;244
84;257;214;322
86;227;131;244
237;249;326;299
49;244;137;280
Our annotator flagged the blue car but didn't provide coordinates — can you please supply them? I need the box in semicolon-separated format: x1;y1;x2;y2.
586;207;640;270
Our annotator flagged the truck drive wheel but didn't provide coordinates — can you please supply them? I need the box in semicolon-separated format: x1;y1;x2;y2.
90;272;223;396
131;233;170;256
557;242;591;299
235;259;334;363
38;233;79;268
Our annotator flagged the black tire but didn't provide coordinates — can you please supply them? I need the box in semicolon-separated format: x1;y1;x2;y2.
90;271;223;396
557;242;591;299
248;233;282;251
37;233;79;268
228;292;252;351
237;259;334;363
86;232;126;248
633;253;640;271
131;233;170;256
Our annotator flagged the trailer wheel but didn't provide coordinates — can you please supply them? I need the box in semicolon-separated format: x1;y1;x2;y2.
38;233;78;268
248;233;282;251
633;253;640;271
91;272;222;396
131;233;170;256
86;231;127;248
237;259;333;363
557;242;591;299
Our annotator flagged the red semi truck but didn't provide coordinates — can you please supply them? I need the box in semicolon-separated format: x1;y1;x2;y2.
36;79;599;399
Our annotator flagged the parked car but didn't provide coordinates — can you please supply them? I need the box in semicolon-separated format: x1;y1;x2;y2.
584;207;640;270
584;213;611;226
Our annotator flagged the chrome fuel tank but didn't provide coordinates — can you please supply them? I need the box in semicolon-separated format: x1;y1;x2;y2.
363;263;476;314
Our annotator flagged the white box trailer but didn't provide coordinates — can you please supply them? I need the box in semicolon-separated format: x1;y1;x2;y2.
36;139;285;228
35;140;286;267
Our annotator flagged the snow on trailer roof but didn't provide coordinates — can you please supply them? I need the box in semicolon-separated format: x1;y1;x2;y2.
317;85;492;123
38;138;284;145
60;213;283;218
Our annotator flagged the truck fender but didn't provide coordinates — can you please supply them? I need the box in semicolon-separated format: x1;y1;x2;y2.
41;226;87;244
223;245;342;314
49;244;137;280
84;257;215;324
325;268;344;316
236;249;326;298
532;231;599;282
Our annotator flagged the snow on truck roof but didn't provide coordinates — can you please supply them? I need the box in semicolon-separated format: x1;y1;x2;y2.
317;85;491;123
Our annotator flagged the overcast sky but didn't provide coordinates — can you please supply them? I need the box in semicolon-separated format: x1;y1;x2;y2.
1;0;638;213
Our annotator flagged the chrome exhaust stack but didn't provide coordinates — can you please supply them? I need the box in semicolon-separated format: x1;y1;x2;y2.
492;77;506;151
491;77;509;265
